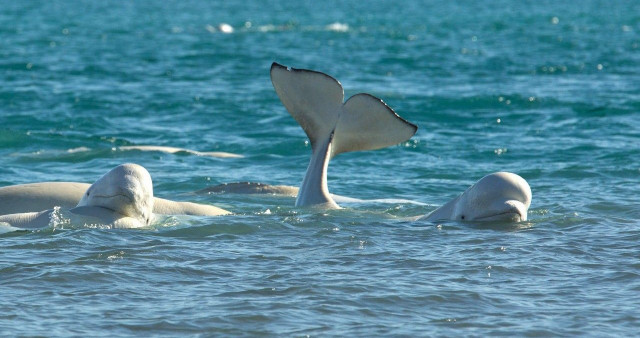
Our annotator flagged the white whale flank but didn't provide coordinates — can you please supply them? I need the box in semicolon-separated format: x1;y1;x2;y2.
0;168;230;223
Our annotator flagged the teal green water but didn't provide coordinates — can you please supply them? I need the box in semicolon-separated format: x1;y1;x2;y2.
1;0;639;336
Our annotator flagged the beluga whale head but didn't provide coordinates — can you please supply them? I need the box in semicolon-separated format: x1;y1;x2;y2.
77;163;154;225
422;172;531;222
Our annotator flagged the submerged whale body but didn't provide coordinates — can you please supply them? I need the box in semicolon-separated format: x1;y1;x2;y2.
204;172;532;222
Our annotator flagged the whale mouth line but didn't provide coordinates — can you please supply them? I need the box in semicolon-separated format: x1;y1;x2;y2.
92;193;133;202
474;211;522;221
90;193;140;217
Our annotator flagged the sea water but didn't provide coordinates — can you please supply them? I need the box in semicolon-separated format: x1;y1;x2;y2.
1;0;639;336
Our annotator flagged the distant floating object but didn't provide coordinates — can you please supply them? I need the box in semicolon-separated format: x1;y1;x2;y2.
326;22;349;32
218;23;234;34
205;23;234;34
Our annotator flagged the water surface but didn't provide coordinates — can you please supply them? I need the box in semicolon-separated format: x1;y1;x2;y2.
1;0;639;336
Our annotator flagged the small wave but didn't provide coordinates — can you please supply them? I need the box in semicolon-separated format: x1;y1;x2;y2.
250;22;350;33
0;222;20;234
11;147;111;163
257;24;286;33
66;147;91;153
49;206;70;230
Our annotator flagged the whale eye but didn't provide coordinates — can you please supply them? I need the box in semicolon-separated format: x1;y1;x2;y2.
460;215;465;220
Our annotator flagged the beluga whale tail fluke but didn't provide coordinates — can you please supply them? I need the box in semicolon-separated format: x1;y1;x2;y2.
270;62;418;209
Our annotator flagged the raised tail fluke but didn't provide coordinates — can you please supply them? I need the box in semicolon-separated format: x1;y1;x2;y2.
332;93;417;156
270;62;417;155
270;62;344;151
270;62;417;208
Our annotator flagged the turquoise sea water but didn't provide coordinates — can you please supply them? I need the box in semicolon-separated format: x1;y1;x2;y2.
1;0;639;336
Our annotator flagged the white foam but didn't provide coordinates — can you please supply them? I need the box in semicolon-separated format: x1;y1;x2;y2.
326;22;349;32
0;222;19;234
218;23;234;34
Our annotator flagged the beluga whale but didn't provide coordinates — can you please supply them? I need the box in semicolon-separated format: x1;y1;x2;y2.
0;164;156;229
199;63;532;222
269;62;418;209
0;164;231;229
207;63;533;221
0;177;230;217
203;172;532;222
420;172;532;222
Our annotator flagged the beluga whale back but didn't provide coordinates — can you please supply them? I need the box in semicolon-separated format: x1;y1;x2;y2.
0;179;230;217
270;62;417;208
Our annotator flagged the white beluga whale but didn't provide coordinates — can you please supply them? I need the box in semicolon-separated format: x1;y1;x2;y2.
0;164;155;229
0;172;230;218
420;172;532;222
197;182;428;206
197;64;531;222
16;145;243;159
270;62;418;209
117;145;243;158
202;172;532;222
76;163;154;225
